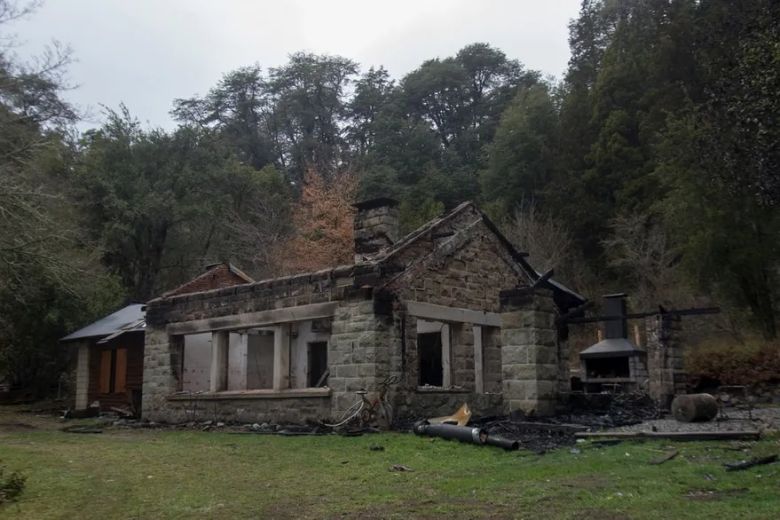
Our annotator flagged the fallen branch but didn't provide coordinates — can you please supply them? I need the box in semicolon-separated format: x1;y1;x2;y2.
649;449;679;465
724;455;778;472
61;425;103;434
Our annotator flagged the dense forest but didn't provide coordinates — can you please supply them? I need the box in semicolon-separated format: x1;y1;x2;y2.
1;0;777;392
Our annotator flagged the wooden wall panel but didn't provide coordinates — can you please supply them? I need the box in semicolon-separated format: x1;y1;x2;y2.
115;348;127;393
99;350;112;394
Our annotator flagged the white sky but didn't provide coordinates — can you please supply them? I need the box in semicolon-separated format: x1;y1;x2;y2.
12;0;581;130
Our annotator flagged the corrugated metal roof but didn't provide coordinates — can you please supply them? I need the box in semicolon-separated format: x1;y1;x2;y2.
60;304;146;342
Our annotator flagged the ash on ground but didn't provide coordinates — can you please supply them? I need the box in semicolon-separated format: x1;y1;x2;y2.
468;392;662;453
610;406;780;434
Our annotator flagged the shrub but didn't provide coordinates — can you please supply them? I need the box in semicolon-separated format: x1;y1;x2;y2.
0;465;26;505
686;339;780;386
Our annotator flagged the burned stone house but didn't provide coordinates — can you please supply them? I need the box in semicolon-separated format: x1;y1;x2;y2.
141;199;588;424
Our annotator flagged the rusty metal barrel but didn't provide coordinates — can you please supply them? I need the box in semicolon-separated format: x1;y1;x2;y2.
671;393;718;422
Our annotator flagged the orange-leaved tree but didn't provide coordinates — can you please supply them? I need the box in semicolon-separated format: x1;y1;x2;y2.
272;169;357;274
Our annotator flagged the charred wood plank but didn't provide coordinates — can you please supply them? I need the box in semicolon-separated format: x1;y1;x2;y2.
724;455;778;472
649;449;679;465
576;431;760;441
564;307;721;325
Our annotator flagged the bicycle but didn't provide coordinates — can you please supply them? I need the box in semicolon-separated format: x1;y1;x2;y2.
324;375;400;429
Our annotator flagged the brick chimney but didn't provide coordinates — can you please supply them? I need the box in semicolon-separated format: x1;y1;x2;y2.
352;197;399;262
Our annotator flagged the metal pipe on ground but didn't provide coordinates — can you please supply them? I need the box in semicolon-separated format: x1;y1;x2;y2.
414;420;518;450
484;435;520;451
414;421;487;444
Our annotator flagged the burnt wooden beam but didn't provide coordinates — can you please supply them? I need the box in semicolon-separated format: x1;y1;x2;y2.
564;306;720;325
576;430;759;441
725;454;778;472
555;300;594;324
532;269;555;289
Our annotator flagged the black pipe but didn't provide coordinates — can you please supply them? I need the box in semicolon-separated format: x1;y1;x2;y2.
413;421;487;444
484;435;519;450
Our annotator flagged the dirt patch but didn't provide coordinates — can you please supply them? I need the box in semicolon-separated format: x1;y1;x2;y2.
0;422;37;432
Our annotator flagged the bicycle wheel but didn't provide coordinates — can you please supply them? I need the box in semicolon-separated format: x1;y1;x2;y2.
323;399;364;428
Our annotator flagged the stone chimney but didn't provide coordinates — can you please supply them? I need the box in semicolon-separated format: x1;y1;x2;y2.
352;197;399;262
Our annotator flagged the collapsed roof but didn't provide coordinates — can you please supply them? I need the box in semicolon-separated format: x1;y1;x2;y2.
149;200;586;312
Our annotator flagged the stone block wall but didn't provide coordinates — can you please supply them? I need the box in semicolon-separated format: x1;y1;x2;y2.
388;308;504;420
141;327;181;421
395;391;504;420
149;395;332;424
557;336;570;394
451;324;475;389
73;342;89;410
395;233;523;313
353;200;399;258
482;327;503;394
163;264;253;298
145;266;360;326
646;314;685;407
328;293;394;419
500;288;559;416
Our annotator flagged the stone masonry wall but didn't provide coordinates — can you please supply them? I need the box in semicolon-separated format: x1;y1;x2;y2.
142;321;335;423
557;337;570;394
145;266;362;327
483;327;503;394
388;311;504;420
393;227;524;314
382;215;525;419
353;202;399;258
451;324;475;389
500;288;559;416
646;314;685;408
148;395;332;424
141;326;181;421
328;292;394;419
163;264;252;298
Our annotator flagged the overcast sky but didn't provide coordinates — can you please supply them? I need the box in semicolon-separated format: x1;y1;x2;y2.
13;0;581;130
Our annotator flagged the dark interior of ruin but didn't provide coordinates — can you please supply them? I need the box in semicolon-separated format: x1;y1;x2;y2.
585;357;630;379
418;332;443;386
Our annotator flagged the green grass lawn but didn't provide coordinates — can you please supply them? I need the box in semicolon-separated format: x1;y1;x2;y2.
1;409;779;519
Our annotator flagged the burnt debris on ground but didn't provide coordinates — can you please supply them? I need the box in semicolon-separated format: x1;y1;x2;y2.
27;391;773;455
404;392;664;454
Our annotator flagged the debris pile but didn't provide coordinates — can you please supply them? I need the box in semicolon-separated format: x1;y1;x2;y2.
473;418;585;453
562;391;662;428
417;392;666;453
